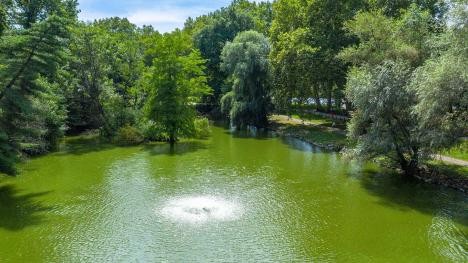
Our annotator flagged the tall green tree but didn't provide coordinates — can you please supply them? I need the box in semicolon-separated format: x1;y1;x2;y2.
221;30;271;128
0;4;6;36
192;2;255;106
65;24;109;132
270;0;366;113
65;19;143;136
94;17;144;104
411;3;468;151
306;0;366;112
372;0;446;18
145;31;211;144
339;5;434;68
269;0;317;112
344;2;466;175
346;61;421;175
0;0;76;174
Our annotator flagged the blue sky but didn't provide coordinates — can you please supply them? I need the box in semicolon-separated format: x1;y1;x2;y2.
78;0;236;32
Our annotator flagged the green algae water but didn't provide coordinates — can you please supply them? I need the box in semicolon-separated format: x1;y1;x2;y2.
0;125;467;262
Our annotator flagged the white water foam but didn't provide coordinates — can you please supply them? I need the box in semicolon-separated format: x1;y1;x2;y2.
161;196;243;224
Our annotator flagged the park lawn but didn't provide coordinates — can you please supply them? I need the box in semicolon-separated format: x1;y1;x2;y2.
442;140;468;161
291;113;329;125
291;111;347;130
270;114;347;149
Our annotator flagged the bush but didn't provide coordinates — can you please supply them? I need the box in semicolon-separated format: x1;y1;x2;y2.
194;117;211;139
101;107;138;139
138;120;168;142
0;131;18;175
114;125;144;145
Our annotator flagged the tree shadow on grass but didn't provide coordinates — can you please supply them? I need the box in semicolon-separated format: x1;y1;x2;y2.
354;168;468;227
0;184;52;231
143;141;208;156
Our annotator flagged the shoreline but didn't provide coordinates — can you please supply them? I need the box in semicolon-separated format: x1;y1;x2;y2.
268;114;468;193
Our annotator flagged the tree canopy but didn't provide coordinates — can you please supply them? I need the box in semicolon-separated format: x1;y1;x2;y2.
221;30;271;128
0;0;465;177
0;0;76;173
343;1;466;174
144;31;211;144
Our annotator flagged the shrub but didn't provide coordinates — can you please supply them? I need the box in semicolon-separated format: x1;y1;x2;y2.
114;125;144;145
101;107;138;139
138;120;168;142
194;117;211;139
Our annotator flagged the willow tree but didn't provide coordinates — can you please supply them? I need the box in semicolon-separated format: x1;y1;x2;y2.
341;4;456;176
193;2;255;106
339;5;434;68
346;61;422;175
145;31;211;145
411;3;468;152
221;30;271;128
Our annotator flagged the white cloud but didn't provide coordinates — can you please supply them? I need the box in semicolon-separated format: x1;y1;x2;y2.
77;0;272;33
79;5;212;32
125;6;210;31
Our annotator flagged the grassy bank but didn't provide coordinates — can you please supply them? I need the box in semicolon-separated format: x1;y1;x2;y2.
428;161;468;178
269;112;468;192
417;161;468;192
441;140;468;161
290;113;347;130
269;114;347;150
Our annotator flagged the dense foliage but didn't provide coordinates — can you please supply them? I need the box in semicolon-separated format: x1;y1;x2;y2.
221;30;271;128
191;0;273;110
0;0;76;173
346;61;421;174
342;2;467;174
0;0;466;176
144;31;211;144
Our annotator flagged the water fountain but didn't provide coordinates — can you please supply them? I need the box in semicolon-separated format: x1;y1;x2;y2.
161;195;242;224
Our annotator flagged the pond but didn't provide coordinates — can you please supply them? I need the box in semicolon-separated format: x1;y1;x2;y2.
0;125;467;262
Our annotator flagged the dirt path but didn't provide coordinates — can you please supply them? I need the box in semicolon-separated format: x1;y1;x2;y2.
434;155;468;167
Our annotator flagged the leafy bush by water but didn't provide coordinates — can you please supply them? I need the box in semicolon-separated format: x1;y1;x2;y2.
114;125;144;145
194;117;211;139
138;120;168;142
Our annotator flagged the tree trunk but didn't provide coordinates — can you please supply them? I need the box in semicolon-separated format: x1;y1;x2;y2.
169;131;176;146
399;153;419;176
344;98;352;113
314;97;321;111
313;85;321;111
402;160;419;176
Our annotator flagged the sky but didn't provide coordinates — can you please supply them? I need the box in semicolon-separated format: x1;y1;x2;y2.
77;0;236;32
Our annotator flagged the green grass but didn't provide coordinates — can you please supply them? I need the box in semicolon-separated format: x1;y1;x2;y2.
270;112;347;148
304;127;347;146
282;124;347;147
290;111;347;130
427;160;468;179
291;114;329;125
441;140;468;161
